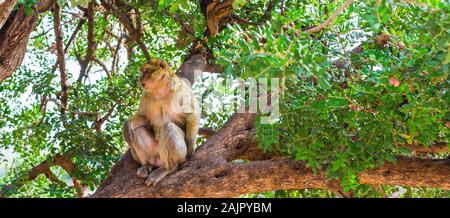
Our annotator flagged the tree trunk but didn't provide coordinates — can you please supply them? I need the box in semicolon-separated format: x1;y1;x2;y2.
0;0;17;29
0;0;54;82
0;6;37;82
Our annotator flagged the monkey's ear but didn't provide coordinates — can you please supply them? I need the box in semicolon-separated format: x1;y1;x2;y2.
158;60;168;69
140;64;149;74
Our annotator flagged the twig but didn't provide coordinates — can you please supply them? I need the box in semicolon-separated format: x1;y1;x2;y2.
47;98;99;117
111;35;124;76
94;97;124;130
31;28;53;39
93;58;111;78
100;0;151;61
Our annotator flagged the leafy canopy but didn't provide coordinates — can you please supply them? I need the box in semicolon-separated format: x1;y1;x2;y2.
0;0;449;197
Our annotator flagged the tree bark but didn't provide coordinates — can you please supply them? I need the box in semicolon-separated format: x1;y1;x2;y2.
0;0;54;82
0;6;37;82
0;0;17;29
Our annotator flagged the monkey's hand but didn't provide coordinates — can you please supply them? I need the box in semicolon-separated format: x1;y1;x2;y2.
123;115;147;148
185;137;195;159
128;114;148;130
185;113;200;159
136;166;153;178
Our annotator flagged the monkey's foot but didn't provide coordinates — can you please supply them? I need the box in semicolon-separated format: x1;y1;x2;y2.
145;168;174;186
136;166;152;178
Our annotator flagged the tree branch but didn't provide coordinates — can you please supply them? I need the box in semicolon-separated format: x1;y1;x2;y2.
100;0;151;61
305;0;354;34
401;142;448;154
1;154;84;197
86;1;96;63
53;3;68;119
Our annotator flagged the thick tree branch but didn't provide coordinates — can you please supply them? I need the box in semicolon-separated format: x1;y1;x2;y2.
401;142;448;154
359;156;450;189
36;0;55;13
92;112;450;198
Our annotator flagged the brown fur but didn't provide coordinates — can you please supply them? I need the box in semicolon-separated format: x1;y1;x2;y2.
123;59;200;186
201;0;234;36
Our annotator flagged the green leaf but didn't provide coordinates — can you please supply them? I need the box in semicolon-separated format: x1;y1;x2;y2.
56;0;65;6
398;147;411;155
384;154;397;164
169;2;180;13
317;77;331;90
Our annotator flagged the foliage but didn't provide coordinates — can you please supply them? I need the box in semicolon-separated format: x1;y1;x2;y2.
215;0;449;192
0;0;449;197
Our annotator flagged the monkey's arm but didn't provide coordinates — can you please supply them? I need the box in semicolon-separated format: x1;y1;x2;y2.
185;112;200;158
123;114;148;148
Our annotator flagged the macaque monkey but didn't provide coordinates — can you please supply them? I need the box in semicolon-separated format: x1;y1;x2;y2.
123;59;200;186
201;0;235;36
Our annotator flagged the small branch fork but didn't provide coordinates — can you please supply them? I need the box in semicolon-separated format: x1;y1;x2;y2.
100;0;152;61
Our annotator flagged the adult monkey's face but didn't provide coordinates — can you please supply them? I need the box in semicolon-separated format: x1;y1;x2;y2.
139;59;176;99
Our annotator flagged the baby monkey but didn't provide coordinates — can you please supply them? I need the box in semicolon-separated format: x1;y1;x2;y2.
123;59;200;186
